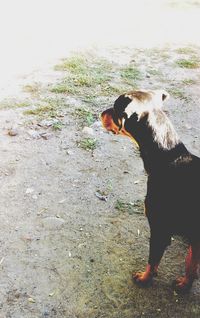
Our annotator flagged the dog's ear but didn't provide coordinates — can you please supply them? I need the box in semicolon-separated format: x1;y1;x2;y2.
152;89;170;109
154;89;170;102
161;90;170;101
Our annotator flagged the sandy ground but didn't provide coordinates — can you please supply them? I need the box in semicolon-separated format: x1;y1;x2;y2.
0;1;200;318
0;44;199;317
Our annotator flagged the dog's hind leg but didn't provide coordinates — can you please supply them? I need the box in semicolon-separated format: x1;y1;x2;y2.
133;234;169;286
172;243;200;293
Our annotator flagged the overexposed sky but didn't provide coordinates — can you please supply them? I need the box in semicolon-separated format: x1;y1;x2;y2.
0;0;200;96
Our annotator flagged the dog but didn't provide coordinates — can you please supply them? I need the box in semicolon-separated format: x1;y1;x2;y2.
101;89;200;293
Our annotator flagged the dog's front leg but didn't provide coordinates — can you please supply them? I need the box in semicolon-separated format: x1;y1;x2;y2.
133;234;169;286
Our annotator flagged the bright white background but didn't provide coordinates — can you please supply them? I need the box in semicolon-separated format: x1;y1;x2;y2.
0;0;199;97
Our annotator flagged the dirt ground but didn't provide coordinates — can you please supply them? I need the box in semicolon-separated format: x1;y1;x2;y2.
0;45;200;318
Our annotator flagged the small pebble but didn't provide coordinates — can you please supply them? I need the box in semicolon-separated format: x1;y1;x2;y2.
28;297;36;303
7;129;18;136
82;127;94;136
40;132;53;140
26;188;34;194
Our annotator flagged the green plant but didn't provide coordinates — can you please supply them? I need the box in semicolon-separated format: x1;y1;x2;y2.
0;99;30;109
182;79;196;85
115;199;144;215
54;56;87;72
176;58;199;69
24;105;55;116
168;88;190;101
52;121;64;131
50;82;78;94
176;47;196;55
120;66;141;85
74;108;95;126
23;83;41;95
78;138;97;151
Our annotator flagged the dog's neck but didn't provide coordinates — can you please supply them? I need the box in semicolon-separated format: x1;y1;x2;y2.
126;110;189;174
139;141;188;175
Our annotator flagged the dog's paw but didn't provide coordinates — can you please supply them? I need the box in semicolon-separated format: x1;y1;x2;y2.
133;271;154;287
172;277;193;294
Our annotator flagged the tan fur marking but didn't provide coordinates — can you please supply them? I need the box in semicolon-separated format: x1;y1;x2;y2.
125;90;152;102
101;113;120;134
124;89;169;120
148;109;180;150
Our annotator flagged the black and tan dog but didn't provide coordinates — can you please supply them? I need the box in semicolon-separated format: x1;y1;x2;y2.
101;89;200;293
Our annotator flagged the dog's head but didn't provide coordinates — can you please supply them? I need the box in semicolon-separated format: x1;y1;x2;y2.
101;89;170;146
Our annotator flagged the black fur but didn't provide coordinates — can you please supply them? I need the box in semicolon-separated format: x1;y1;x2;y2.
101;92;200;292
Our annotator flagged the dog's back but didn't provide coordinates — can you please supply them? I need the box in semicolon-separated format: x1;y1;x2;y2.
146;150;200;243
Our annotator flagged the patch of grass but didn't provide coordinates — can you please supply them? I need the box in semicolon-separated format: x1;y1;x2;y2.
120;66;142;84
78;138;97;151
52;121;64;131
92;72;111;86
11;101;30;108
115;199;144;215
23;104;55;116
181;78;197;85
72;74;93;87
55;54;112;83
51;70;110;97
142;47;170;59
147;68;163;77
43;96;69;109
54;56;87;73
159;52;170;60
176;47;196;55
24;109;37;115
81;94;98;104
23;83;41;95
52;54;126;107
0;98;30;109
0;99;30;109
92;57;113;71
50;82;78;95
176;58;200;69
60;74;95;88
23;97;67;118
74;107;96;126
168;88;190;101
51;55;115;104
23;99;65;130
100;84;126;96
